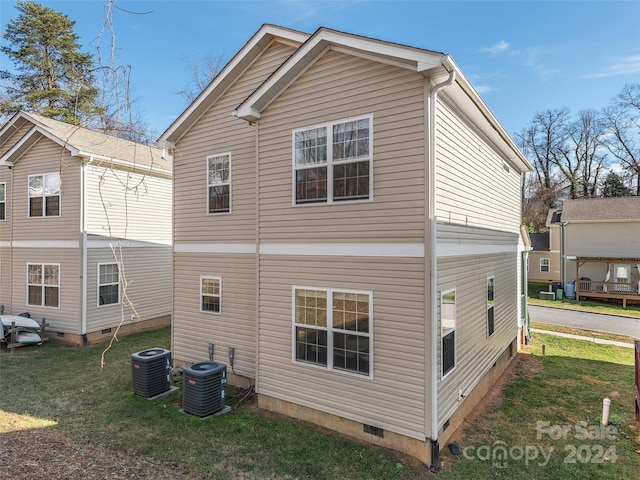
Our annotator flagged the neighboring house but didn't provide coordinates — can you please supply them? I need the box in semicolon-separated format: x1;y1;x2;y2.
0;111;173;345
561;197;640;307
158;25;531;466
528;208;562;283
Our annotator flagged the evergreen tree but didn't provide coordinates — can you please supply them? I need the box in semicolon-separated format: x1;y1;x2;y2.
601;171;631;197
0;0;101;125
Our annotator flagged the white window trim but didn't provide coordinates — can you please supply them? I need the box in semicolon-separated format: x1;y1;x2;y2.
206;152;232;215
291;285;373;379
200;275;222;314
540;258;550;273
440;287;456;379
27;172;61;218
487;276;495;338
26;262;60;309
97;262;121;308
0;182;6;221
291;114;374;206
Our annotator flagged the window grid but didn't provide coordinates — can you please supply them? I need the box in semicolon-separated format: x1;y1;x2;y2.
98;263;120;306
293;287;372;377
27;263;60;308
293;115;372;205
201;276;222;314
207;153;231;214
28;173;60;217
540;258;550;273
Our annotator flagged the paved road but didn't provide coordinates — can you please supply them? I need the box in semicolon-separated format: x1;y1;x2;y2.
528;304;640;340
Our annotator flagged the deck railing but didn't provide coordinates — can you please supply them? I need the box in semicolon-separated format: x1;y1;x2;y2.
577;280;637;294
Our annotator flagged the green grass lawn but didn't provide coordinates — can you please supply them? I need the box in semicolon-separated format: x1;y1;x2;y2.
528;281;640;318
1;327;639;479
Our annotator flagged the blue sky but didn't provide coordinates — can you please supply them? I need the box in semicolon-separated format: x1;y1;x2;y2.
1;0;639;139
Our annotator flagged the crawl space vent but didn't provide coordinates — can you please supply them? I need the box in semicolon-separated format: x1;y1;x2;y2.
182;361;227;417
131;348;171;398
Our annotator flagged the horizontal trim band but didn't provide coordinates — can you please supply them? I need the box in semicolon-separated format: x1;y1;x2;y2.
174;243;257;254
88;239;171;248
2;240;79;249
437;243;518;257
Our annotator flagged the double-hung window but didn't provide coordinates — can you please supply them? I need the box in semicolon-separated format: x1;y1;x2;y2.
27;263;60;308
98;263;120;306
540;258;550;273
293;115;372;205
0;182;5;220
487;276;495;337
293;287;372;377
207;153;231;213
28;173;60;217
441;288;456;377
201;276;221;314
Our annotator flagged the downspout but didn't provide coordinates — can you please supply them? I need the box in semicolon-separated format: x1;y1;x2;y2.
428;69;456;467
560;221;568;288
9;166;15;313
80;157;92;345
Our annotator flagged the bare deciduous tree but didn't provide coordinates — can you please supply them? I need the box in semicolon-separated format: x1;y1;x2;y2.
176;51;225;104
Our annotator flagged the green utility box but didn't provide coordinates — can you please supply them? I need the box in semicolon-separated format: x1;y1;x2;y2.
539;291;556;300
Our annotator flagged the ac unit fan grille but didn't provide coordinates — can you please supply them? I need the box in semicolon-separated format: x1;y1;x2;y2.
182;361;227;417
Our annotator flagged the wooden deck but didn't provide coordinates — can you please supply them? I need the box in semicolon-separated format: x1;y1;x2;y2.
576;280;640;308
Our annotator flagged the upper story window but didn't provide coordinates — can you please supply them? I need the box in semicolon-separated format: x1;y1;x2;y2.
98;263;120;306
28;172;60;217
0;182;5;220
27;263;60;308
293;115;372;205
207;153;231;213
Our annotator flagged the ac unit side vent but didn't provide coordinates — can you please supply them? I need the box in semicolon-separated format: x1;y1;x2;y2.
363;424;384;438
131;348;172;398
182;361;227;417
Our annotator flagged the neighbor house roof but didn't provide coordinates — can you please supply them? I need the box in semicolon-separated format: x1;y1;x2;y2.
562;197;640;222
529;232;550;251
0;111;171;175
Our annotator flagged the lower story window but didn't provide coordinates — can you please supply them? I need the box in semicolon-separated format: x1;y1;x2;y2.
98;263;120;306
201;276;221;313
27;263;59;308
441;288;456;377
540;258;550;273
293;287;372;377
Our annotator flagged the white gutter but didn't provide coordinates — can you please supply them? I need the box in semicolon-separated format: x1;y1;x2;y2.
428;69;456;461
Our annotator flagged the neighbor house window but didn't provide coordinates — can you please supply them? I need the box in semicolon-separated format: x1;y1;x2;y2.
0;182;5;220
28;173;60;217
201;276;221;313
293;287;372;377
293;115;372;205
98;263;120;306
487;276;495;337
540;258;550;273
441;288;456;377
207;153;230;213
27;263;59;307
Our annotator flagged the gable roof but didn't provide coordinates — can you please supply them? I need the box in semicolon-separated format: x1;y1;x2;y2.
233;26;531;173
562;197;640;222
0;111;171;175
159;24;309;144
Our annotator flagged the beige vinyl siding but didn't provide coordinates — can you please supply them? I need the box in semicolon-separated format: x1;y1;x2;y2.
172;253;257;376
436;251;518;429
0;172;9;242
8;137;82;241
528;251;561;282
436;96;521;234
257;50;426;243
257;255;429;440
173;41;297;245
0;247;9;311
84;166;171;243
9;247;81;333
566;222;640;258
438;222;519;246
85;244;171;332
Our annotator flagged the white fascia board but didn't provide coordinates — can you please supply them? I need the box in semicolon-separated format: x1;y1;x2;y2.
160;25;309;142
237;28;446;121
0;126;79;165
80;151;172;178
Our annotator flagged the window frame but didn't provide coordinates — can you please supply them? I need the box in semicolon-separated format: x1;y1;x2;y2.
292;286;373;379
206;152;231;215
292;114;373;206
440;288;456;378
200;275;222;314
540;258;550;273
486;276;495;337
97;262;121;307
27;172;61;218
27;263;60;308
0;182;5;221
